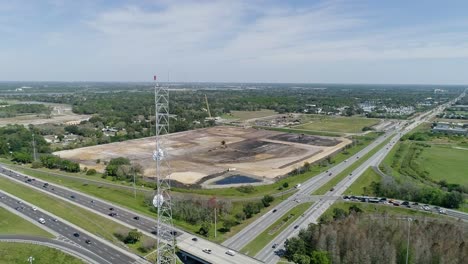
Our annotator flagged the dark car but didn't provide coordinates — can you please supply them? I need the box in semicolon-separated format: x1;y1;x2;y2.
272;243;278;249
272;209;277;213
109;212;117;217
73;232;80;237
192;237;198;242
133;216;140;220
294;225;299;229
70;195;75;199
151;230;157;235
402;201;410;206
170;230;178;236
109;207;114;211
85;239;91;244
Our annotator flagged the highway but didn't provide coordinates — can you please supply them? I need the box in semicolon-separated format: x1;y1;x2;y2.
0;167;262;264
253;93;465;263
0;191;143;264
222;130;396;250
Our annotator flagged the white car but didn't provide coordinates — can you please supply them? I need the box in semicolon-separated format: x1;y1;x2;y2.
38;218;45;224
32;207;37;211
226;250;235;256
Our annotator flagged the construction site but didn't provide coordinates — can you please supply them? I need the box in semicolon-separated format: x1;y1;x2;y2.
54;126;351;185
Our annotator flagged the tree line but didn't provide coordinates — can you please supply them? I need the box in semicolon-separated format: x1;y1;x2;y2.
285;206;467;264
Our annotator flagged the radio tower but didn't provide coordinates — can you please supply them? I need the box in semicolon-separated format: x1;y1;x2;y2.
152;75;176;263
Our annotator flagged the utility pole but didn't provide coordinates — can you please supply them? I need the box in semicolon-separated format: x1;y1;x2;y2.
214;207;217;238
28;256;34;264
32;134;37;162
406;217;412;264
133;169;137;199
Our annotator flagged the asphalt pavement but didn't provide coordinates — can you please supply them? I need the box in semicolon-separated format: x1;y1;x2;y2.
0;191;142;264
254;95;465;263
0;167;262;264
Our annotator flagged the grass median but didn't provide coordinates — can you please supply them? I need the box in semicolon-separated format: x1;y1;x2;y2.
344;167;381;196
240;202;313;257
0;176;155;255
0;243;84;264
312;135;393;195
0;207;54;238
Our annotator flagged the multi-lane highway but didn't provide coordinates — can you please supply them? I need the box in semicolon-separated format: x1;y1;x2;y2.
253;93;464;263
222;130;396;251
0;167;262;264
0;191;143;264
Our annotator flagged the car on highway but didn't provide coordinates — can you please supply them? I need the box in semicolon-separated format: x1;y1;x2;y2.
109;207;114;211
202;248;212;254
294;225;299;229
52;218;58;222
85;239;91;244
32;207;37;211
73;232;80;237
192;237;198;242
272;209;277;213
70;195;75;199
109;212;117;217
38;218;46;224
226;250;235;256
272;243;278;248
330;187;335;192
133;216;140;220
438;208;447;214
90;200;94;203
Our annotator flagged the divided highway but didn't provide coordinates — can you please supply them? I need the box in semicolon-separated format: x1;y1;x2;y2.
0;191;143;264
253;93;464;263
222;130;396;250
0;167;262;264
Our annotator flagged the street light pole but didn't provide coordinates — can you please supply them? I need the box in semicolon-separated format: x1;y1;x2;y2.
406;217;412;264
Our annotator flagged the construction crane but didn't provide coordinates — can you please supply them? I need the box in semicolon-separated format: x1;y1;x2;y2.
205;94;212;119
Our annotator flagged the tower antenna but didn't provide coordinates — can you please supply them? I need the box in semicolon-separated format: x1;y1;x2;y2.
152;75;176;264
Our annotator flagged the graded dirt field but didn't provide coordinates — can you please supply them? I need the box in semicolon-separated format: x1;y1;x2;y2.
54;126;351;184
0;102;90;127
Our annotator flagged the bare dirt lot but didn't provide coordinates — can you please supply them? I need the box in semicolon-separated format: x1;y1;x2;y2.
0;102;90;127
54;126;351;184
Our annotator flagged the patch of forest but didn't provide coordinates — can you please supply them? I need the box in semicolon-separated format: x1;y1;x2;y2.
285;208;467;264
0;103;51;118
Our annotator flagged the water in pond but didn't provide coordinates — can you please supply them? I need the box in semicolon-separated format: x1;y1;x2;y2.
214;175;262;185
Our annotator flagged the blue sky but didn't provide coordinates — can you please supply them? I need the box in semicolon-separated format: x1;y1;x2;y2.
1;0;468;84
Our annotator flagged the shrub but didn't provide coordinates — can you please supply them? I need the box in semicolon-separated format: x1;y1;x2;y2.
86;169;97;175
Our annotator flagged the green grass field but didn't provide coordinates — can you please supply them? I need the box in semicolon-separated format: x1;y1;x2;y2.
344;167;381;196
294;115;380;133
0;177;155;255
222;109;277;121
417;144;468;186
0;207;54;238
240;202;313;256
0;243;84;264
